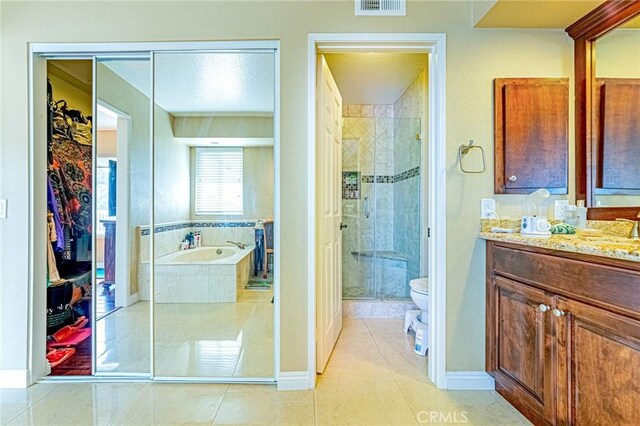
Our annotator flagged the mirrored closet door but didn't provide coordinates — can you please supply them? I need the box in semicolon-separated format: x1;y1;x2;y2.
42;45;276;381
94;57;151;375
152;51;276;379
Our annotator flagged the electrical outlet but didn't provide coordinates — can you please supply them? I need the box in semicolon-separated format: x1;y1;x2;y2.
0;199;6;219
554;200;569;220
481;198;496;219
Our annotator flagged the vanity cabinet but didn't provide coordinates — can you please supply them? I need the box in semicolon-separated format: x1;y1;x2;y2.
486;241;640;425
555;297;640;425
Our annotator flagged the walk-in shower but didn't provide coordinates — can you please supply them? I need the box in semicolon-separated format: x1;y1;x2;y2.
341;71;425;301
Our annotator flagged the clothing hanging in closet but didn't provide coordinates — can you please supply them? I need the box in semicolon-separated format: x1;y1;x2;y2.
47;99;93;237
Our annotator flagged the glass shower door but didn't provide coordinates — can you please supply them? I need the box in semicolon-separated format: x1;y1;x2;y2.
341;111;375;299
341;107;423;301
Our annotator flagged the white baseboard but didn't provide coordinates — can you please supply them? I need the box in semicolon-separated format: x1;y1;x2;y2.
445;371;495;390
277;371;310;391
0;369;30;388
127;292;140;306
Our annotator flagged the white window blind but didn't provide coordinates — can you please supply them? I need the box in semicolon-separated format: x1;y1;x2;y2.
195;148;243;215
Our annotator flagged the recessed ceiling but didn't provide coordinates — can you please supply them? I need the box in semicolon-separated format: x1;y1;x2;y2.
323;53;427;105
103;53;275;114
475;0;605;28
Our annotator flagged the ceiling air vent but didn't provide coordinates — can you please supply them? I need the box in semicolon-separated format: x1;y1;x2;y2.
355;0;406;16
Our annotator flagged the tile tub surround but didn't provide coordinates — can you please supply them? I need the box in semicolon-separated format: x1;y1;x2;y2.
138;220;258;262
138;246;254;303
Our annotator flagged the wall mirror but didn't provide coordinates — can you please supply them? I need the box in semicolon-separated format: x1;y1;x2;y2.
567;0;640;219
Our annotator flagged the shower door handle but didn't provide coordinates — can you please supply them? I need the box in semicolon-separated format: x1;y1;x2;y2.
364;196;370;219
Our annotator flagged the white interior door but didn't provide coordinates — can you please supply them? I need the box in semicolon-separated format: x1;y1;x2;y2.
316;55;343;373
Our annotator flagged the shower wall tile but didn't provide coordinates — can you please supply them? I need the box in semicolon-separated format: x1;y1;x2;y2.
393;71;425;293
394;70;424;120
361;104;374;118
348;104;362;117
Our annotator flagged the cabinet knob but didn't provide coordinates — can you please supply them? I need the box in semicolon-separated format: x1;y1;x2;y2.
538;304;550;312
552;308;565;317
508;175;517;182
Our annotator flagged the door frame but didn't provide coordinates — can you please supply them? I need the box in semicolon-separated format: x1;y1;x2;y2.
96;100;133;309
27;40;281;384
307;33;447;389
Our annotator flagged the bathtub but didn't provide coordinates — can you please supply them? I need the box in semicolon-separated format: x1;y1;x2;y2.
158;246;248;264
138;245;254;303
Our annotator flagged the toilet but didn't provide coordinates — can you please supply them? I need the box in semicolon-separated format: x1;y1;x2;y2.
404;277;429;356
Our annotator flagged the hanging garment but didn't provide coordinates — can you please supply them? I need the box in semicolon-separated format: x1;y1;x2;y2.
48;135;93;236
47;176;64;252
47;213;61;283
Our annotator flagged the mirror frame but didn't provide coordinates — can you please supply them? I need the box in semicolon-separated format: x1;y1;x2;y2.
566;0;640;219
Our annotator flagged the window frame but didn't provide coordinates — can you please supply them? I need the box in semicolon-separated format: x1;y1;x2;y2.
193;147;244;216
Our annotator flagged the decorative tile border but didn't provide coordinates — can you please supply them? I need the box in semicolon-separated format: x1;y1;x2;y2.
359;166;420;185
376;175;394;184
394;166;420;183
140;220;257;236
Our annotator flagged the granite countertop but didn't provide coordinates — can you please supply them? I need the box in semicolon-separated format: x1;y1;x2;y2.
479;219;640;263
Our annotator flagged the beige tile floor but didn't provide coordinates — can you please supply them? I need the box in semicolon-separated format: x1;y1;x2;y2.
3;318;530;425
94;288;274;378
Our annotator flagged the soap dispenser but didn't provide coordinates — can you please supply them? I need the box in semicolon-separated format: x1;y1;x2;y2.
577;200;587;229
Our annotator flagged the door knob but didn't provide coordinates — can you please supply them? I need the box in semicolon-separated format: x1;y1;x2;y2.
508;175;517;182
538;304;550;312
552;308;565;317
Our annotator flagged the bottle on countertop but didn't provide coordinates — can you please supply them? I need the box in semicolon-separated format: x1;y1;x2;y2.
576;200;587;230
564;205;579;227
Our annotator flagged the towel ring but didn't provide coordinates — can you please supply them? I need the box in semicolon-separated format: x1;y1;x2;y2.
458;140;486;173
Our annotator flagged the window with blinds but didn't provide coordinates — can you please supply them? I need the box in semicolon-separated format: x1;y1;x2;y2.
195;148;243;215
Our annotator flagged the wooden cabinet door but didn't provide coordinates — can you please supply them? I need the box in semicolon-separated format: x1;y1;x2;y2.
556;297;640;426
488;276;556;425
594;79;640;193
494;78;569;194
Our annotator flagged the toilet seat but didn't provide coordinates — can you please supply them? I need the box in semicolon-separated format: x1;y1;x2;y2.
409;278;429;295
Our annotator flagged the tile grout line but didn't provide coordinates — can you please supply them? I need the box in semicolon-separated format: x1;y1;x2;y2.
107;382;150;425
230;304;258;377
210;383;230;425
362;319;420;425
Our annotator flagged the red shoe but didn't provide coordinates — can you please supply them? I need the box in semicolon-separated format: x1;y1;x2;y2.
51;316;87;342
46;348;75;368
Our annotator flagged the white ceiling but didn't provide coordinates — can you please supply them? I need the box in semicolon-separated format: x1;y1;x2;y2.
96;104;118;130
323;53;428;105
103;53;275;114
